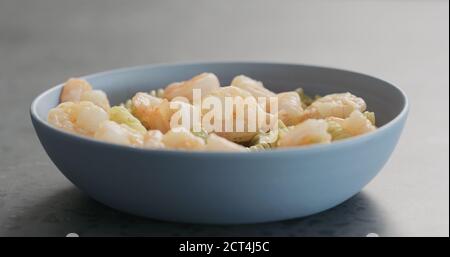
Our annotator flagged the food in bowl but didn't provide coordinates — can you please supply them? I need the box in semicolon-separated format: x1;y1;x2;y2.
47;73;377;152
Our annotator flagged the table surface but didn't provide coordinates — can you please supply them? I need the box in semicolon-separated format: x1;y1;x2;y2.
0;0;448;237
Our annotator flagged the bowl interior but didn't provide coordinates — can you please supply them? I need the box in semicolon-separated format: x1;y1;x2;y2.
33;62;407;128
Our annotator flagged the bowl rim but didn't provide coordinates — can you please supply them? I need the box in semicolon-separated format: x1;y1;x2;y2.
30;61;409;157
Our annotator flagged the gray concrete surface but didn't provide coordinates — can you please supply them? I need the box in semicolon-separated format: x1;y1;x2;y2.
0;0;448;236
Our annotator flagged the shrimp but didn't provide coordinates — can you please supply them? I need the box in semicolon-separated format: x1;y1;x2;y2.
161;127;205;150
341;110;376;136
163;73;220;102
325;110;376;139
60;78;92;103
80;90;110;111
94;120;144;147
59;77;111;111
169;100;202;131
132;92;164;109
205;134;247;152
325;117;352;141
203;86;274;142
230;75;276;111
131;92;200;133
277;92;304;126
204;85;254;100
47;102;77;133
277;119;331;147
299;92;367;121
48;101;109;136
143;130;165;149
131;92;171;132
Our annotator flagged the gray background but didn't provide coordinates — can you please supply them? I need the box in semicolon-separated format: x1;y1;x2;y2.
0;0;448;236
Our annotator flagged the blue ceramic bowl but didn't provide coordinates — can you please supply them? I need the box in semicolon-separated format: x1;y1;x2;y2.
31;62;408;224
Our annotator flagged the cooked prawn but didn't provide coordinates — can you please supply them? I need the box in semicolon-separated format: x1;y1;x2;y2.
143;130;165;149
80;90;110;111
131;92;171;133
162;127;205;150
299;92;366;121
60;78;93;103
277;91;304;126
230;75;276;111
48;101;109;136
94;120;144;147
278;119;331;147
163;73;220;102
342;110;376;136
203;86;274;142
